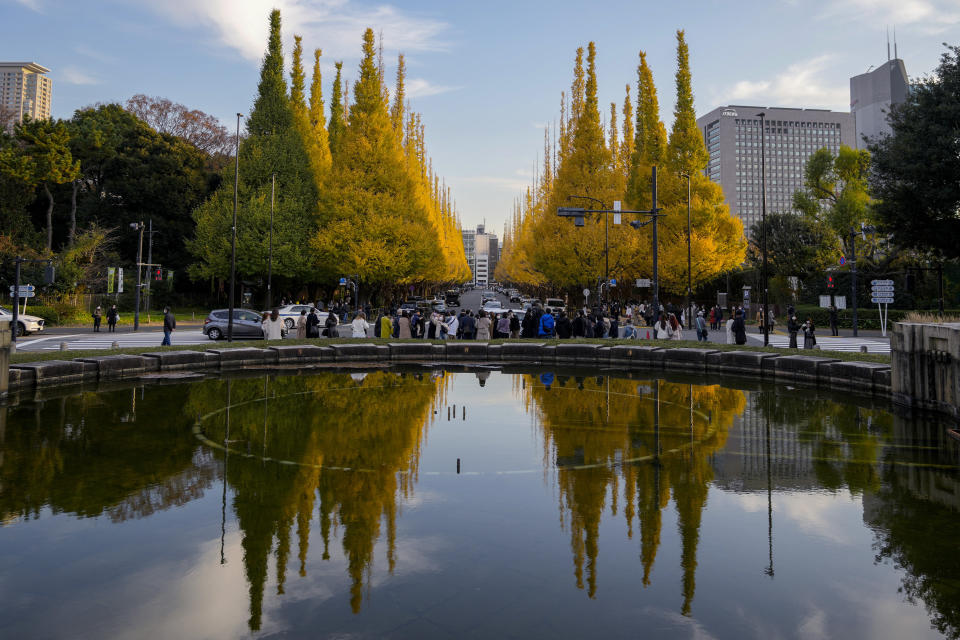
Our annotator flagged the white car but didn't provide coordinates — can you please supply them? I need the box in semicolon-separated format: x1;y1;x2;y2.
269;304;329;330
481;300;504;313
0;306;45;336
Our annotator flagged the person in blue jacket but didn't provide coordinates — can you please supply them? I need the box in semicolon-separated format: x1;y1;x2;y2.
538;310;556;338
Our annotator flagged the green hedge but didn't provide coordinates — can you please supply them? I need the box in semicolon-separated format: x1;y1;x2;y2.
791;305;960;330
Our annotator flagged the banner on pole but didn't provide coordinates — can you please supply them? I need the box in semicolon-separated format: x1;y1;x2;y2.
107;267;116;294
117;267;124;294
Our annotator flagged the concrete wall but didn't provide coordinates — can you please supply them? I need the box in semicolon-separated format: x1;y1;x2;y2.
2;343;892;402
891;322;960;419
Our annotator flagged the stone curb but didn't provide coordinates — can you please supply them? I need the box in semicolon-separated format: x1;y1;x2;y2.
3;342;893;400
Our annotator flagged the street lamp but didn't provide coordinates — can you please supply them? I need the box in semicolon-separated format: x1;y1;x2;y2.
850;223;876;337
129;221;144;331
756;112;770;346
680;171;692;329
228;112;242;343
567;194;610;307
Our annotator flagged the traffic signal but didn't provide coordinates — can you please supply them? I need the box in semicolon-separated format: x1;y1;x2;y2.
154;267;162;281
827;275;835;289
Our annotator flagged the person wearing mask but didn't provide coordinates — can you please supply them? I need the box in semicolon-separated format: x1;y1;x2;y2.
828;304;839;337
351;311;370;338
92;305;102;332
107;305;119;332
726;314;736;344
787;314;800;349
802;317;817;350
324;309;339;338
161;306;176;346
306;308;321;338
509;311;521;338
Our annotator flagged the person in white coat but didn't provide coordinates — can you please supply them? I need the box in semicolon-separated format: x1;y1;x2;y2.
351;312;370;338
444;313;459;339
263;309;284;340
725;316;735;344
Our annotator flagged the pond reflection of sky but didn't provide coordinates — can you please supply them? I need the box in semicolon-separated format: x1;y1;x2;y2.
0;369;957;639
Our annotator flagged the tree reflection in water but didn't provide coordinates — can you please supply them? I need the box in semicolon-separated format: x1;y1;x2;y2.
521;374;746;613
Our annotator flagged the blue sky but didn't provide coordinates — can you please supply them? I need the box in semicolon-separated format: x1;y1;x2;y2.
3;0;956;234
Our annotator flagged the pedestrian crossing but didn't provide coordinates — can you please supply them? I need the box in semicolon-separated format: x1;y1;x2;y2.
745;332;890;354
21;330;218;351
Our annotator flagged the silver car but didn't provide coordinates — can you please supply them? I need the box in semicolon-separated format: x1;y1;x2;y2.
203;309;265;340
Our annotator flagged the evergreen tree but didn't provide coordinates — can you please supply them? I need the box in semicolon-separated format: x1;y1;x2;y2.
391;54;406;135
308;48;332;175
667;30;709;173
190;9;318;287
626;51;667;210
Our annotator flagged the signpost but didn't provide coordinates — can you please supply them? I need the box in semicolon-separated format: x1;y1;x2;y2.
636;278;651;288
871;279;895;336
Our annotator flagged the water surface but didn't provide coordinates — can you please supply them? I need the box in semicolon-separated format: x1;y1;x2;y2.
1;367;958;639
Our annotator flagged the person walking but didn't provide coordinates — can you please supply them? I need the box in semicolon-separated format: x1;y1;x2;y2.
296;310;308;339
695;311;707;342
351;311;370;338
161;306;175;346
802;317;817;350
787;314;800;349
107;305;119;332
324;310;339;338
476;310;491;341
828;304;839;336
263;309;284;340
93;306;102;332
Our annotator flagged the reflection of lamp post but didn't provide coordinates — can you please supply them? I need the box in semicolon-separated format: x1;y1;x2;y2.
221;379;232;565
764;414;774;578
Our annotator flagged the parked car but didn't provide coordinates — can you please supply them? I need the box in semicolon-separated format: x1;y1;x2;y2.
270;304;321;330
544;298;566;315
203;308;265;340
481;300;504;313
0;306;45;336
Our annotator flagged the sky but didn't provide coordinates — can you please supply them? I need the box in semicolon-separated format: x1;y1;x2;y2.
2;0;956;235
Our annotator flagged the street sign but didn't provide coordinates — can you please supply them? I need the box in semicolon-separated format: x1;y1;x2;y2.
839;256;846;266
871;286;895;293
636;278;651;287
9;291;35;298
613;201;621;211
339;277;347;286
582;288;590;299
609;278;617;286
871;279;894;286
871;297;895;304
9;284;34;292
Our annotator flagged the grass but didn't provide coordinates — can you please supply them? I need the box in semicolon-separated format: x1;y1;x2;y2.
902;312;960;324
9;335;890;365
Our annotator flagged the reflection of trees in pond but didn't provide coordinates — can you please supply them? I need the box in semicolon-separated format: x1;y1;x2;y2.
0;386;212;524
523;374;746;614
187;371;443;629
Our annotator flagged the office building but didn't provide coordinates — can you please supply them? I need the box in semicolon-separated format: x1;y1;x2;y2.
461;223;499;286
696;105;855;233
850;57;909;148
0;62;52;128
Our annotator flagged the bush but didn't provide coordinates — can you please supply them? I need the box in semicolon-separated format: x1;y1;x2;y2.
792;305;960;330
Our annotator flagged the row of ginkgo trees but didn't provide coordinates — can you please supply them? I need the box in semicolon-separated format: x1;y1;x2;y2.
497;32;747;299
190;10;470;302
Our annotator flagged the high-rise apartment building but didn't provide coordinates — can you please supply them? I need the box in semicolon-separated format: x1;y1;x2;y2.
696;105;855;233
461;223;499;286
0;62;52;128
850;57;909;148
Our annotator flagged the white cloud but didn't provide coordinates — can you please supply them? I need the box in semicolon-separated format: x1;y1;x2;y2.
730;491;860;546
723;55;849;110
60;66;101;85
405;78;457;98
136;0;449;64
817;0;960;34
14;0;42;11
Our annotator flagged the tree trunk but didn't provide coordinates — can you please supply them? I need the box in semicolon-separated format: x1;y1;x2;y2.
68;180;78;246
44;182;54;251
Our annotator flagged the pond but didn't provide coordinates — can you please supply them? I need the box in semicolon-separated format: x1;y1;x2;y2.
1;366;959;639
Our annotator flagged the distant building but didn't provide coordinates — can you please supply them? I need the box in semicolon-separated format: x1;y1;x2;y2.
696;105;855;233
0;62;52;128
850;58;909;148
461;223;498;286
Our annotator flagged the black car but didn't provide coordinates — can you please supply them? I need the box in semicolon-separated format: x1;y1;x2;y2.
203;308;265;340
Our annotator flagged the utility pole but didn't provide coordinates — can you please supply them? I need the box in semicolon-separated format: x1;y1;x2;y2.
144;219;158;313
228;112;241;342
567;194;609;307
266;173;275;310
850;227;858;337
131;221;144;331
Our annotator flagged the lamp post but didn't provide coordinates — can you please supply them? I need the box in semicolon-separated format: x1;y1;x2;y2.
757;112;770;346
266;172;275;310
567;194;609;307
227;113;241;342
680;171;692;329
129;221;144;331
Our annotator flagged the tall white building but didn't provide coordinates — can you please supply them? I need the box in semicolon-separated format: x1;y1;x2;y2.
0;62;52;128
461;223;498;286
850;57;909;148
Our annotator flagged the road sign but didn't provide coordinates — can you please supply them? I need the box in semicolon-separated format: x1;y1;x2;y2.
583;288;590;298
871;297;895;304
636;278;651;287
9;291;35;298
871;279;894;286
839;256;846;266
9;284;34;292
339;277;347;286
609;278;617;286
871;286;895;293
